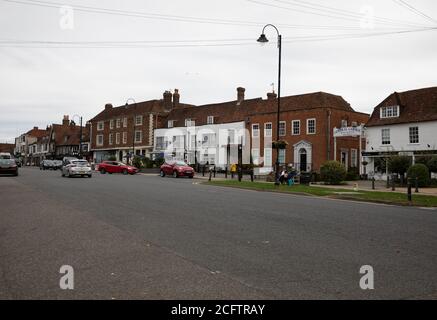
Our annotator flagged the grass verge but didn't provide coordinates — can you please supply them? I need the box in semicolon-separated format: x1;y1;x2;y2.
204;180;437;208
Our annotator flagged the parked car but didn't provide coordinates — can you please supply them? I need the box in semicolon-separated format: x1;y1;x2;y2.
63;156;78;166
160;161;194;178
98;161;139;175
53;160;63;170
40;160;54;170
62;160;92;178
0;153;18;176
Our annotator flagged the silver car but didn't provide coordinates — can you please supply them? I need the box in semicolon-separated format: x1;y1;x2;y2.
62;160;92;178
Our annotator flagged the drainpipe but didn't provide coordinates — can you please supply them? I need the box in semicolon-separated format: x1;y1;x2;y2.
327;109;331;160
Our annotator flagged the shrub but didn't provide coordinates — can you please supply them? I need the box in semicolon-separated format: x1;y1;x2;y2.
346;167;360;181
154;157;165;167
320;161;347;185
388;156;411;175
132;156;143;169
107;155;116;161
427;156;437;174
144;157;154;168
407;164;430;187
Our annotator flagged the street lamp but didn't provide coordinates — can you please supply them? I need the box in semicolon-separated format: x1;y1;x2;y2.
72;114;83;159
125;98;137;164
257;24;282;186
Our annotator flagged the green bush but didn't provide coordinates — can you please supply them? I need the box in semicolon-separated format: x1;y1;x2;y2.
154;157;165;167
320;161;347;185
144;157;154;168
107;155;116;161
427;156;437;174
388;156;411;175
132;156;143;169
346;167;360;181
407;164;430;187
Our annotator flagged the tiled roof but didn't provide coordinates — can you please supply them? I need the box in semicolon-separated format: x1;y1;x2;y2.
366;86;437;127
52;124;87;146
25;128;49;138
165;91;357;126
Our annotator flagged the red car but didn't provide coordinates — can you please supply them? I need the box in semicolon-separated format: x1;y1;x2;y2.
160;161;194;178
98;161;139;175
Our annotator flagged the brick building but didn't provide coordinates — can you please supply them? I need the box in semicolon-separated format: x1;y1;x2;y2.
154;87;369;173
0;143;15;154
90;90;193;163
15;127;49;165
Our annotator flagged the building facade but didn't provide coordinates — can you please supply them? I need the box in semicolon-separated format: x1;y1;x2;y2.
364;87;437;179
15;127;49;165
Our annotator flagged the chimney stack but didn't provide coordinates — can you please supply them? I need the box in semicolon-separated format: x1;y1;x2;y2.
62;115;69;126
237;87;245;103
163;90;172;110
105;103;113;110
173;89;180;107
267;91;277;100
33;126;38;130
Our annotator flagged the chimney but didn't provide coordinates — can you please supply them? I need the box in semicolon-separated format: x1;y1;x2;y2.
267;91;277;100
237;87;245;103
105;103;113;110
33;126;38;130
163;90;172;110
173;89;180;107
62;115;69;126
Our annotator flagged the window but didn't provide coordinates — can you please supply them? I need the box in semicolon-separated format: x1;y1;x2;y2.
116;118;121;128
202;133;216;147
409;126;419;144
96;134;103;146
185;118;192;127
264;148;272;167
351;149;358;168
168;120;175;128
227;129;235;144
109;133;113;145
156;137;165;150
341;120;348;128
380;105;400;119
278;149;286;164
109;120;114;129
252;148;260;165
307;119;316;134
279;121;286;137
116;132;120;144
292;120;300;135
207;116;214;125
122;132;127;144
97;121;104;131
381;128;390;145
135;130;142;143
351;121;358;127
264;123;272;137
123;117;127;128
252;124;260;138
135;115;143;126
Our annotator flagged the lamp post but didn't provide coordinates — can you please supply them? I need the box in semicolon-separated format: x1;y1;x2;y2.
126;98;137;164
257;24;282;186
72;114;83;159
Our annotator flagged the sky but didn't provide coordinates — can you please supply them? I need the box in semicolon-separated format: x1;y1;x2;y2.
1;0;436;143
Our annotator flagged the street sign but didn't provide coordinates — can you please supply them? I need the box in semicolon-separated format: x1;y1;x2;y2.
333;126;362;137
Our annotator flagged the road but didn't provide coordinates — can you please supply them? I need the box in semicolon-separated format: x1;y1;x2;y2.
1;167;436;299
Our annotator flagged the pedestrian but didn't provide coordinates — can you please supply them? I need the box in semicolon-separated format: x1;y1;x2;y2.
231;163;237;179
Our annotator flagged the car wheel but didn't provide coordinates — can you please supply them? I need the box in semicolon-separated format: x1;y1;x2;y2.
160;170;165;177
88;175;92;178
189;175;193;179
100;168;106;174
122;169;128;175
173;171;179;178
62;172;65;177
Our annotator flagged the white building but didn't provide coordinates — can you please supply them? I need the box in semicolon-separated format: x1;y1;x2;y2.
153;121;250;169
363;87;437;179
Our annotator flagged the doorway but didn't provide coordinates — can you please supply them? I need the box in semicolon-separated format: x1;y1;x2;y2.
299;148;307;172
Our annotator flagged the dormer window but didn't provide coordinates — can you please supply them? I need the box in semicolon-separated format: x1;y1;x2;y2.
207;116;214;125
185;118;195;127
168;120;175;128
380;105;399;119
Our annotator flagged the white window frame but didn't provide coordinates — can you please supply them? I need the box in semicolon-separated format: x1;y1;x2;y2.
351;149;358;168
341;119;348;128
96;134;103;146
252;124;260;138
278;149;286;164
264;122;273;138
134;130;142;143
307;118;316;135
207;116;215;125
279;121;286;137
115;132;120;144
135;115;143;126
116;118;121;129
251;148;260;165
292;120;300;135
123;117;128;128
264;148;272;167
381;128;391;145
108;133;113;145
409;126;419;144
168;120;175;128
109;119;114;129
380;105;400;119
122;132;127;144
97;121;104;131
185;118;192;127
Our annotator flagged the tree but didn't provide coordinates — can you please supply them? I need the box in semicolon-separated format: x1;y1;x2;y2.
427;156;437;174
320;161;347;185
387;156;411;175
407;164;430;187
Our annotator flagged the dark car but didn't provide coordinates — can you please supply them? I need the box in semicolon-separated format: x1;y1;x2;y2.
97;161;139;175
160;161;194;178
0;153;18;176
40;160;54;170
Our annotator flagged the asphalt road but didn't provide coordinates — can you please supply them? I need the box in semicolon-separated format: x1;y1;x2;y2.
1;167;437;299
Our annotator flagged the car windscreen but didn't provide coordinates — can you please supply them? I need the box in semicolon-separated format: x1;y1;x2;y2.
0;155;11;159
71;161;89;166
175;161;188;166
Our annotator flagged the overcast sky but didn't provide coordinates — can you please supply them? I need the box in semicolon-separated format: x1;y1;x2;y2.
1;0;436;143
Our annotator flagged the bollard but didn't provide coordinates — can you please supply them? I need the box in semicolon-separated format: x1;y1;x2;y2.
372;177;375;190
407;178;412;203
202;165;205;177
209;168;212;181
386;175;390;189
250;170;254;182
213;165;216;178
391;174;396;191
415;177;419;193
225;166;228;179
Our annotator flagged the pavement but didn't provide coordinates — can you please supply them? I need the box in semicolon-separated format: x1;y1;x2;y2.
1;167;437;299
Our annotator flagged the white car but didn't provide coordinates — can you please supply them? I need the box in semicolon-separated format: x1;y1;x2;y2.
62;160;92;178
